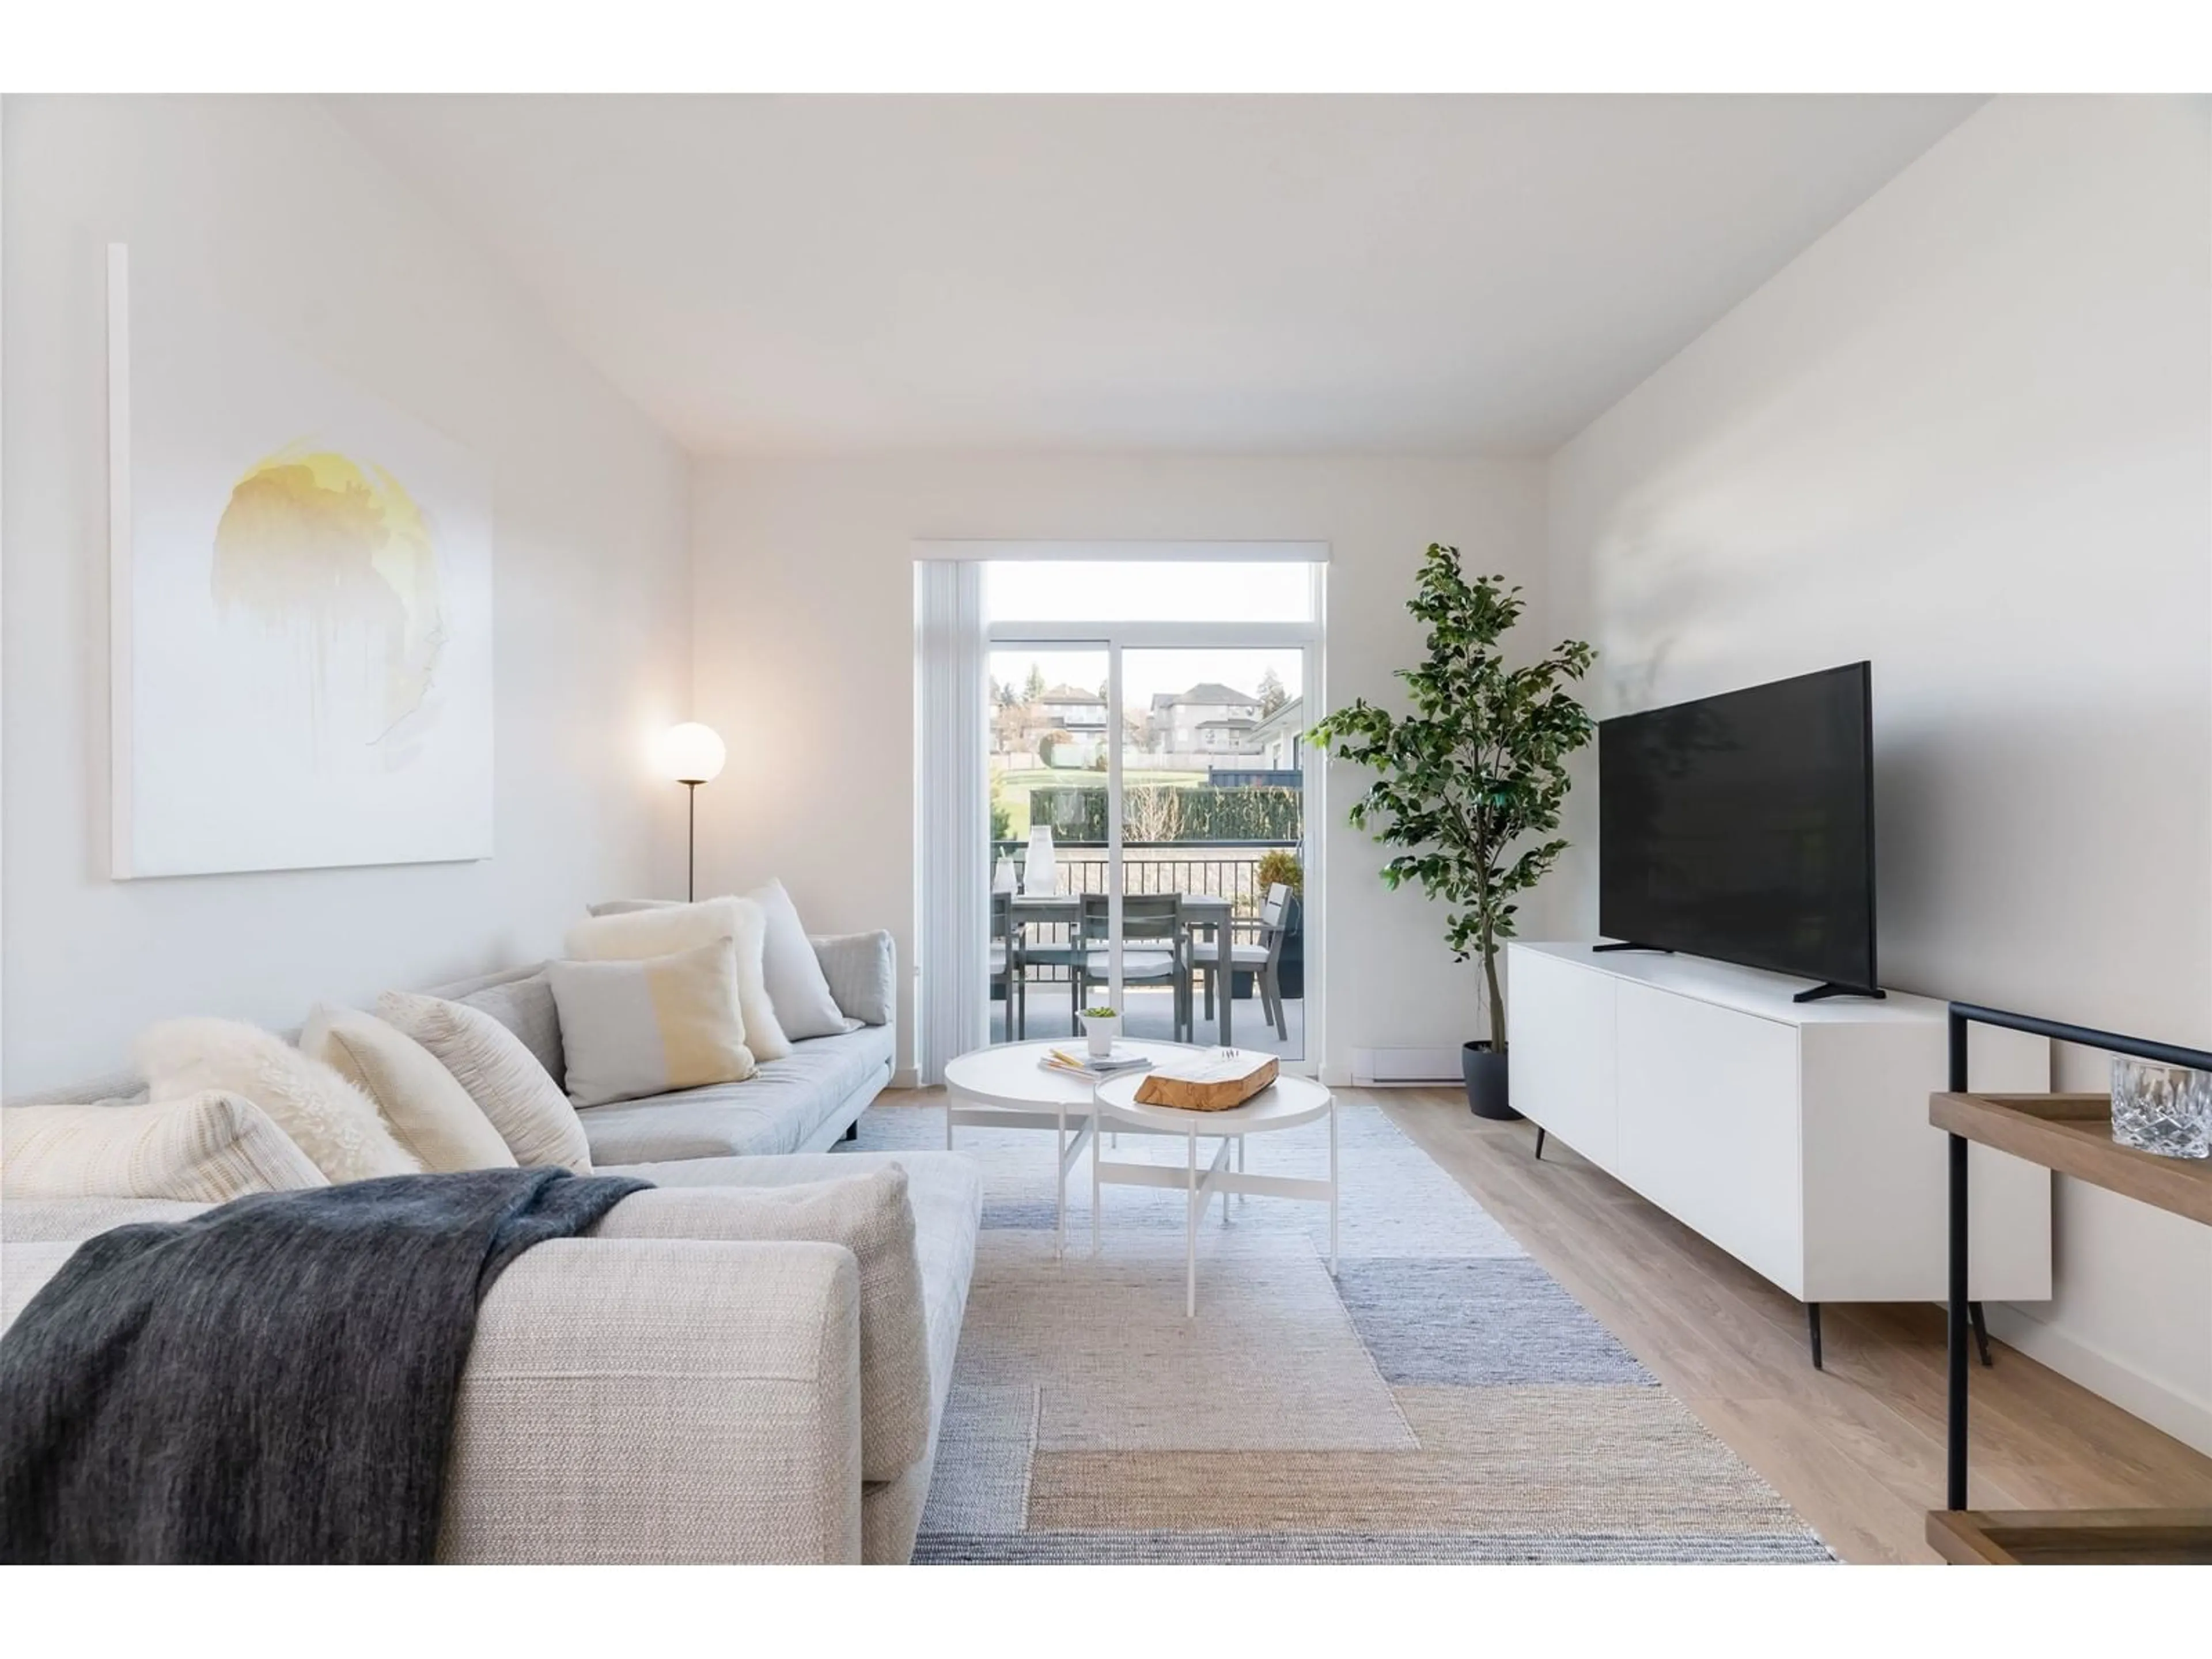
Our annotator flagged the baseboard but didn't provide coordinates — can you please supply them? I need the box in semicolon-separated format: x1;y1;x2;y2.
1984;1302;2212;1458
1349;1046;1463;1086
890;1067;922;1090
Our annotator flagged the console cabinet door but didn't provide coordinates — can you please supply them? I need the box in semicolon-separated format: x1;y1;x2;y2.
1505;948;1618;1168
1614;983;1805;1296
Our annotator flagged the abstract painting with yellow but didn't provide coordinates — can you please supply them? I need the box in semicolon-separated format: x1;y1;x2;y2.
111;245;491;878
211;444;448;767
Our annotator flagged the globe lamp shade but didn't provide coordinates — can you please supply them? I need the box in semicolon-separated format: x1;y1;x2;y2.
661;723;726;786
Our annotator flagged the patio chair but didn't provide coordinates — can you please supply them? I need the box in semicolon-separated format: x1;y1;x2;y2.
1195;881;1294;1041
989;888;1025;1039
1071;892;1192;1042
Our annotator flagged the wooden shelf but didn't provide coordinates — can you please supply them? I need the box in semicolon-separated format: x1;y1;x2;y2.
1927;1508;2212;1565
1929;1092;2212;1225
1930;1085;2212;1562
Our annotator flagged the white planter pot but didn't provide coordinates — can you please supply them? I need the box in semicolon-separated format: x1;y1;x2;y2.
1081;1013;1122;1059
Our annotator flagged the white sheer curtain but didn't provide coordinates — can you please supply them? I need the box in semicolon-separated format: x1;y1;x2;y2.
912;560;988;1084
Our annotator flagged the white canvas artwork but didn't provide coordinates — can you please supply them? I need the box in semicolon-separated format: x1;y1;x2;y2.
109;247;494;877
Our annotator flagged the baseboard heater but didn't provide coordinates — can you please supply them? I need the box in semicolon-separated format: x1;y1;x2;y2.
1350;1046;1463;1086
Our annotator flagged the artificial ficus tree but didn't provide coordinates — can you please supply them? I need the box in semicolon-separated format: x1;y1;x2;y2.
1309;543;1595;1052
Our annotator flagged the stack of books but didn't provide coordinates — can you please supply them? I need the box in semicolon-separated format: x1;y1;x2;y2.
1038;1046;1154;1081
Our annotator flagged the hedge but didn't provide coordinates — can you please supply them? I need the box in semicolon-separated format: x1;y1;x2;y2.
1026;785;1302;843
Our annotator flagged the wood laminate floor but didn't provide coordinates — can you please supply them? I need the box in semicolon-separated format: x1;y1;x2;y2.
880;1085;2212;1563
1371;1088;2212;1564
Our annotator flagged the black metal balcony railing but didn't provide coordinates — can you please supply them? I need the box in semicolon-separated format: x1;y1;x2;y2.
990;839;1300;983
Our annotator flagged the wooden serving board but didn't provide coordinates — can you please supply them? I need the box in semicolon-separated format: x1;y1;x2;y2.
1134;1051;1279;1111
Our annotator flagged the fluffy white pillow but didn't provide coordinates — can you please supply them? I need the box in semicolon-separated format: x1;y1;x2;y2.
565;896;790;1061
744;879;853;1042
132;1020;421;1184
301;1004;517;1172
1;1092;328;1203
377;991;593;1173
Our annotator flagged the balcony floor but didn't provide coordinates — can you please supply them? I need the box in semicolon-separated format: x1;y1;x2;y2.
990;980;1304;1059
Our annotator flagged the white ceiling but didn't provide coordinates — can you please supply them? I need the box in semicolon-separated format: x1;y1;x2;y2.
332;94;1982;455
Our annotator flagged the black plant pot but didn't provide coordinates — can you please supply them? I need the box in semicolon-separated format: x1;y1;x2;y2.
1462;1041;1519;1120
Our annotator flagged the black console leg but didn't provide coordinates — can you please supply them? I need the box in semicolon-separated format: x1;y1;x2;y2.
1533;1127;1546;1161
1806;1302;1824;1370
1968;1300;1993;1368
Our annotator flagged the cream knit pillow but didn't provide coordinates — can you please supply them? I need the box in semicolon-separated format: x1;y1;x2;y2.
301;1005;517;1172
132;1020;421;1184
377;991;593;1173
1;1093;328;1203
565;896;790;1060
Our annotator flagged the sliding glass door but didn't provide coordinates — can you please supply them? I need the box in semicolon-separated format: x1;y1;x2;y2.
1115;647;1306;1056
985;643;1109;1045
975;558;1321;1066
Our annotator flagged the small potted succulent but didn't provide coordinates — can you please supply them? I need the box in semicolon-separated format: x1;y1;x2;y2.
1080;1005;1122;1059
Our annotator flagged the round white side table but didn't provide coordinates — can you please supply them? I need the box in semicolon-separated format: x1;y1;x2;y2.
1090;1071;1337;1316
941;1038;1205;1257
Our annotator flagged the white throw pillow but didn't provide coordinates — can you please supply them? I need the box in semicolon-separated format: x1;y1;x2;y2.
565;896;790;1061
546;940;757;1108
377;991;594;1173
301;1004;517;1172
132;1020;421;1184
1;1092;329;1203
744;879;853;1042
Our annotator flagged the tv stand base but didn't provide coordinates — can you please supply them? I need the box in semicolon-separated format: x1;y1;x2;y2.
1507;942;2054;1354
1808;1298;1991;1369
1591;941;1674;955
1792;981;1888;1004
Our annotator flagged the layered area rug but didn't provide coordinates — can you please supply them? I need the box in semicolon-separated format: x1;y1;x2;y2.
849;1100;1830;1563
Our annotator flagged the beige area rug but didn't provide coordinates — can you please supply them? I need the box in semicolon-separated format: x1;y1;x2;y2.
957;1230;1418;1453
847;1101;1832;1563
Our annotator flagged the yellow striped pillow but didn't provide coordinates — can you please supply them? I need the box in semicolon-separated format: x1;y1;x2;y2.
546;938;757;1108
1;1092;328;1202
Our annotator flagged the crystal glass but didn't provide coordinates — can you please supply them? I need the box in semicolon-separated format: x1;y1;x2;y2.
2110;1056;2212;1160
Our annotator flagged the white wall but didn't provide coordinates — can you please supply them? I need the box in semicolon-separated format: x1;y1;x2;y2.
1547;96;2212;1450
689;453;1555;1084
2;97;694;1093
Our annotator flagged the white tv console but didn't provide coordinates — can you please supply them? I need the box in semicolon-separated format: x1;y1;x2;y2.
1505;941;2052;1366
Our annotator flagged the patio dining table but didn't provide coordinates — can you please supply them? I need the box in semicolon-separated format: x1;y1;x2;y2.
1009;891;1241;1046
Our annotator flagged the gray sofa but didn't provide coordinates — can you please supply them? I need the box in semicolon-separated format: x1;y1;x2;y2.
0;929;981;1565
426;930;902;1163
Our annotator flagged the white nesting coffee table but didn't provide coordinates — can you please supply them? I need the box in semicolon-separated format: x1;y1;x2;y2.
942;1038;1205;1257
1091;1070;1337;1316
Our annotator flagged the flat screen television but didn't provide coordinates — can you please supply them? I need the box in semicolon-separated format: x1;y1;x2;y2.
1597;662;1877;998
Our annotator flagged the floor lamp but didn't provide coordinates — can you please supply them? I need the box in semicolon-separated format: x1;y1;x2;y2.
660;722;726;902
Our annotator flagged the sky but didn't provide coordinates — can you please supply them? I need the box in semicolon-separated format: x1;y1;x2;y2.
984;560;1312;707
988;647;1305;711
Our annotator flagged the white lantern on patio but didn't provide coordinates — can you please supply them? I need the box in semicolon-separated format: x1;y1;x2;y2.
1022;825;1058;896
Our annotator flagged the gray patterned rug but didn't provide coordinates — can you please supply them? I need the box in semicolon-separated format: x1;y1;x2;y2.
849;1100;1831;1564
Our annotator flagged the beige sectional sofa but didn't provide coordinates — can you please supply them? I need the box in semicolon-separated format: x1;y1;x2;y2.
0;930;982;1565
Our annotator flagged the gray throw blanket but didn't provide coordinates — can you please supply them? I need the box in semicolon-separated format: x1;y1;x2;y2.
0;1166;647;1564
